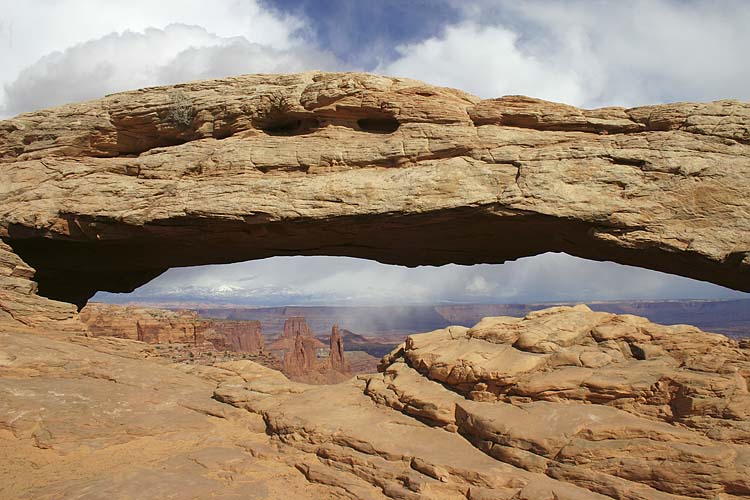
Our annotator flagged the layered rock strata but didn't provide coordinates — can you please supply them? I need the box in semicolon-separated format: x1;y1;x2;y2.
211;320;265;354
80;303;265;353
80;302;211;344
366;305;750;498
281;329;318;378
0;72;748;307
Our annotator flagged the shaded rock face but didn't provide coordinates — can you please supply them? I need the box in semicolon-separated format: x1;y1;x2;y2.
0;72;748;309
212;320;264;354
281;329;317;378
329;324;350;373
0;240;83;334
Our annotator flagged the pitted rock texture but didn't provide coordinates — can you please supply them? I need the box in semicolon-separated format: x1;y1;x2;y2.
0;72;748;307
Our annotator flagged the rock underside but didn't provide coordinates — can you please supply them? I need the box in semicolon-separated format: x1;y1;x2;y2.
1;305;749;499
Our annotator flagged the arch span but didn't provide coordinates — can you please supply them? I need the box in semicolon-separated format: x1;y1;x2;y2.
1;72;749;309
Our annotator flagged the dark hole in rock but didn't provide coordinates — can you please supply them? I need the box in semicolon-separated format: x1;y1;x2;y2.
261;118;319;136
357;117;400;134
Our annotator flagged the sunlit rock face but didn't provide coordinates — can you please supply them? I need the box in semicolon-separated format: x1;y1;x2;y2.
0;71;748;311
215;305;750;499
80;302;211;344
0;73;749;499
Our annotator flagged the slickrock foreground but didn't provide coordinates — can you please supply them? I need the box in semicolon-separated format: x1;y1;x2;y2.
0;72;748;310
2;305;748;499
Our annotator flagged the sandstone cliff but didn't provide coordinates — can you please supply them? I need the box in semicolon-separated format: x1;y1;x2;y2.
80;302;211;344
210;320;265;354
80;302;265;354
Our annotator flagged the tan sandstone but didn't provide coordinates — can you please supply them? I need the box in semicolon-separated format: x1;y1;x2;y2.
0;72;747;310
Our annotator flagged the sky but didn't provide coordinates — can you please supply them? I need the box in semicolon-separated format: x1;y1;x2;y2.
2;0;749;305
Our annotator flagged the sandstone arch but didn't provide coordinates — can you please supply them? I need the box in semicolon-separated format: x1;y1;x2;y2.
0;71;749;312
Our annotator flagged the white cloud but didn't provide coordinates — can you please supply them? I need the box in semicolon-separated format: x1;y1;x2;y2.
1;24;340;116
381;0;750;107
0;0;335;117
94;254;749;306
380;22;588;105
0;0;304;83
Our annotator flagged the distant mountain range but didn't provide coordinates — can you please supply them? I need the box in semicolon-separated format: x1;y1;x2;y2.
187;299;750;340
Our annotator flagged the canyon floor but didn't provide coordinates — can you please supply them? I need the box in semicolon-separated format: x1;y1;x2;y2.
2;305;749;500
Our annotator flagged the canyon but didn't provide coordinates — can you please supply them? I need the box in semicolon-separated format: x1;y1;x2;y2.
1;72;749;499
79;303;365;380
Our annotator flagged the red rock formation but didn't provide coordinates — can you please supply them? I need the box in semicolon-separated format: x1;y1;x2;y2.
281;330;317;377
80;303;213;345
281;316;311;339
269;316;325;351
210;320;264;354
329;324;350;373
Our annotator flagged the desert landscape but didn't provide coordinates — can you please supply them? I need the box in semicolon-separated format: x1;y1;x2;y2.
1;68;749;499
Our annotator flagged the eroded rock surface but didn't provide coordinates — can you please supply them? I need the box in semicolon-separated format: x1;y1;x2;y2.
0;72;748;306
2;305;749;499
367;305;750;498
329;324;351;373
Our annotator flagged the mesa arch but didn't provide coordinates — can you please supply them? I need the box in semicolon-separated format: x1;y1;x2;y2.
0;71;749;316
